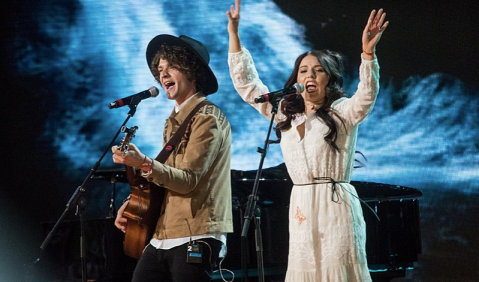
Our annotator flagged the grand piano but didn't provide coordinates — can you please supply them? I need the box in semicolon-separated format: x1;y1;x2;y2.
35;164;421;282
219;163;422;282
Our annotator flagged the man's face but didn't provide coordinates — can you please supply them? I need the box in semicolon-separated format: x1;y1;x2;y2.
158;59;197;104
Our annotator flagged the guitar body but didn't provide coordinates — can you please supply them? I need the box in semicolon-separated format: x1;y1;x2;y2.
122;165;164;259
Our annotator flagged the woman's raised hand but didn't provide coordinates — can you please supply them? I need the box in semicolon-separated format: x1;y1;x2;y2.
227;0;242;53
362;9;389;57
226;0;241;35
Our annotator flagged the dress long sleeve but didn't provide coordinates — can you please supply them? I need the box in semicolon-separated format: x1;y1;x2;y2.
332;53;380;127
228;46;287;123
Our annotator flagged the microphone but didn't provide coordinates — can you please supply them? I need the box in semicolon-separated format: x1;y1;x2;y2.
254;83;304;104
108;86;159;109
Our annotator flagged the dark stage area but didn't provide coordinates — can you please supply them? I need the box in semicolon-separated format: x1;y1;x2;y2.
1;0;478;281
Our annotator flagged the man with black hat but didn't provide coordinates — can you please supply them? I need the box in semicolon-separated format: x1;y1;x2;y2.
112;34;233;282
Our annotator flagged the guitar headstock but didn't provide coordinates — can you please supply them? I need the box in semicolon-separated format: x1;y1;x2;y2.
118;126;139;155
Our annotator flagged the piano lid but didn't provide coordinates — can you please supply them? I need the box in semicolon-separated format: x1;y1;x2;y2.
92;163;422;203
232;163;422;203
350;181;422;202
91;168;128;183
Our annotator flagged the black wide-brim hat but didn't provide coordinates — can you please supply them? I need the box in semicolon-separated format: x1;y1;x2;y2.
146;34;218;95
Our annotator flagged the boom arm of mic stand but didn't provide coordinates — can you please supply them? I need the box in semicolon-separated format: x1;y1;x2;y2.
38;101;141;282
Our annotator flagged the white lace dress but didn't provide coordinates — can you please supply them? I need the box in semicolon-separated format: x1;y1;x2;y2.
228;46;380;282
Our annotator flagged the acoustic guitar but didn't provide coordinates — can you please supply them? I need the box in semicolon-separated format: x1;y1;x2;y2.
118;125;164;259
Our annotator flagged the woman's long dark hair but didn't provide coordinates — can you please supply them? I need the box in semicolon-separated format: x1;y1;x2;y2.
275;50;346;152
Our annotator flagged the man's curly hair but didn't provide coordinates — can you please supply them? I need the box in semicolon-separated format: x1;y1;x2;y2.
150;44;208;93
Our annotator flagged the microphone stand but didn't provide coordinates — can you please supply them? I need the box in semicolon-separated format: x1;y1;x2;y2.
109;177;117;218
240;99;280;282
37;99;142;282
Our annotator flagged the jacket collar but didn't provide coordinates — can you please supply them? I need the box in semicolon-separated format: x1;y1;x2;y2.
169;91;207;123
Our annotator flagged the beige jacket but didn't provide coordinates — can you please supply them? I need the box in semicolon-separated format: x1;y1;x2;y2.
144;93;233;239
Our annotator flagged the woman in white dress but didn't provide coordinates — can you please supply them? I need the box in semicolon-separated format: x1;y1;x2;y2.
226;1;389;281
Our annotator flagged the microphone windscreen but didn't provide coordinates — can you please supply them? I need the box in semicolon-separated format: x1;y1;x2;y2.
149;86;160;97
294;83;304;93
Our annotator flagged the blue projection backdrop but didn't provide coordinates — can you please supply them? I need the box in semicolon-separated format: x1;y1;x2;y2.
34;0;307;173
22;0;478;194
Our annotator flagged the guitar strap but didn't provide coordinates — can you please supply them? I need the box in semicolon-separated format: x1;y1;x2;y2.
154;99;212;163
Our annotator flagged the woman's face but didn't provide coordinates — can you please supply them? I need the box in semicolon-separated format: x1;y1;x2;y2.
296;54;329;105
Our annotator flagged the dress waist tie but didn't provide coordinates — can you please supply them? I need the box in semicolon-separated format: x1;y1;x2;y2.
294;176;380;221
